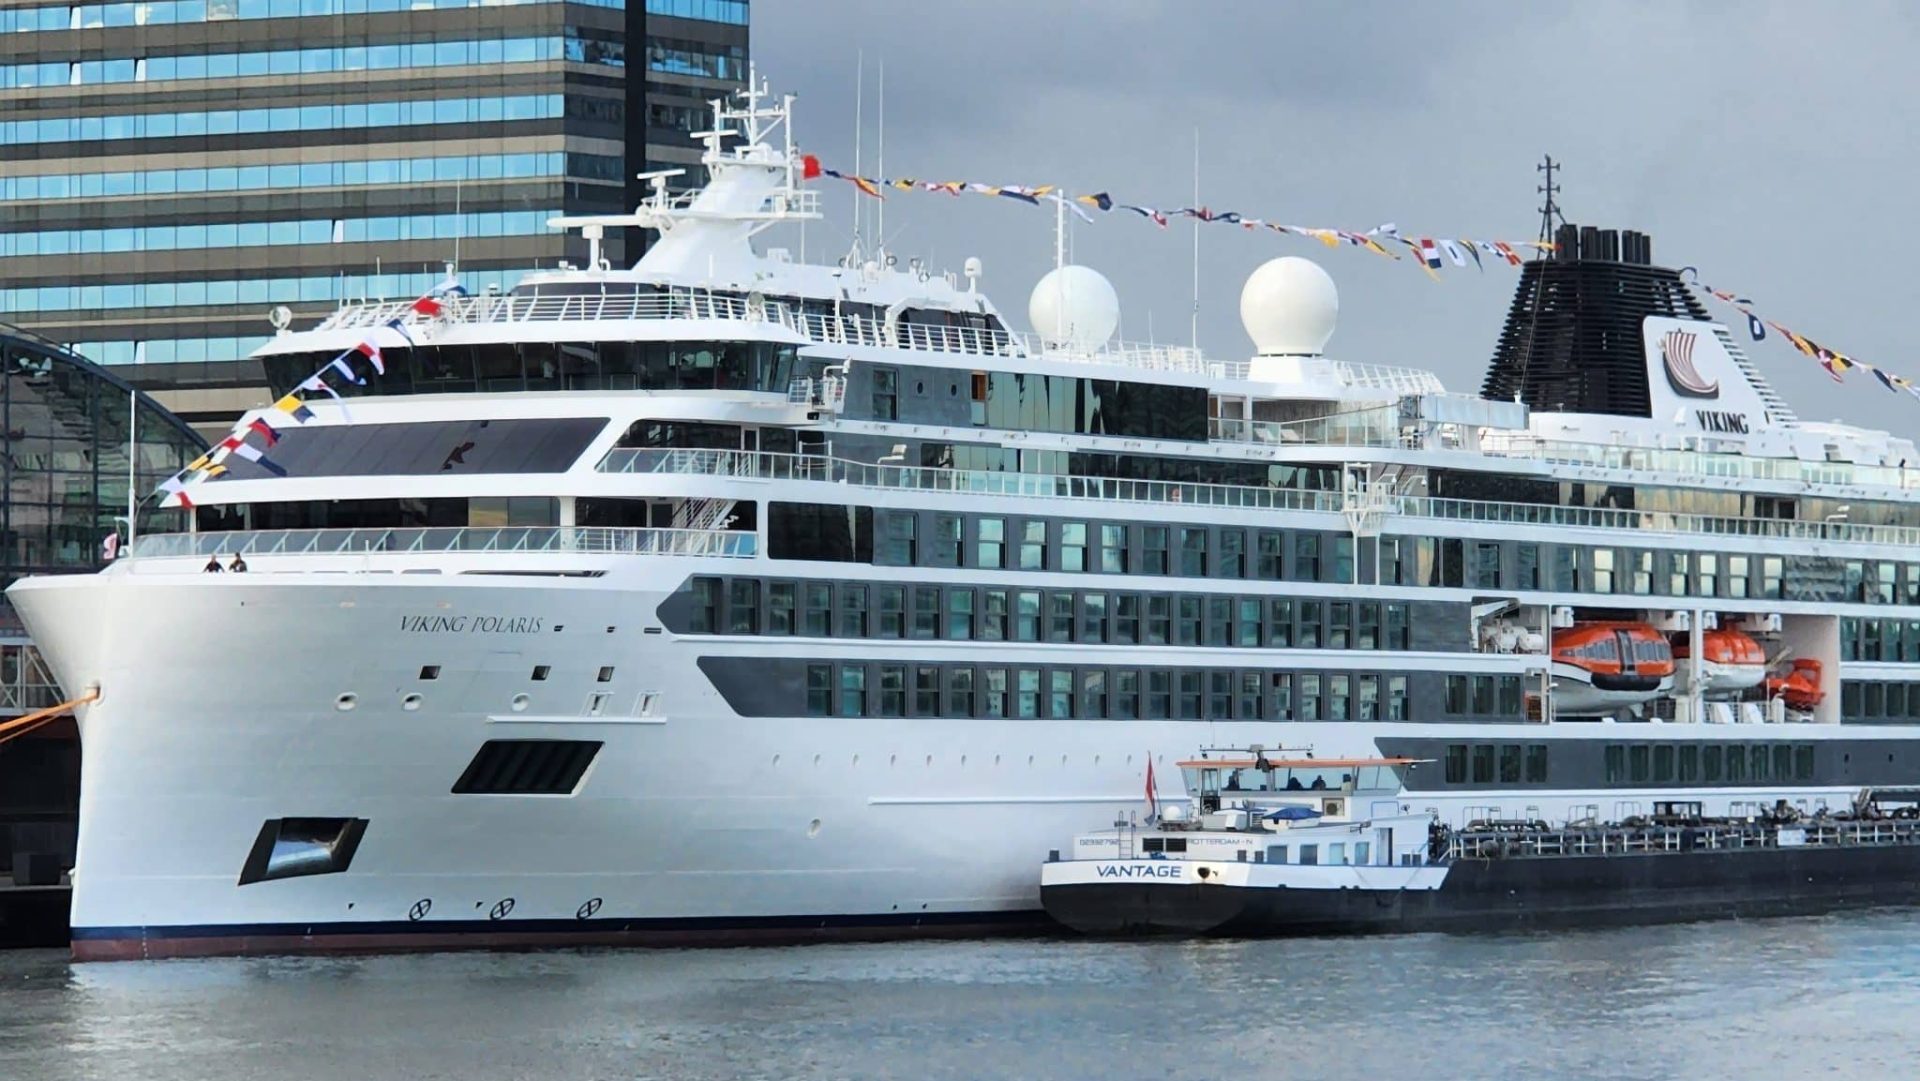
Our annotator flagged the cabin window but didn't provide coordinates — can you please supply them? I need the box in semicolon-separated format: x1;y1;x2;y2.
946;667;974;718
1515;544;1540;589
1750;745;1770;782
726;581;758;634
1018;521;1048;571
1017;669;1042;719
877;512;917;566
1761;556;1783;598
1061;523;1088;572
689;577;720;633
1015;591;1042;642
1142;527;1170;575
1677;744;1699;783
978;590;1007;642
1257;531;1285;579
1179;527;1208;577
914;667;940;716
1237;599;1263;648
1110;594;1139;644
1445;744;1469;784
1146;671;1171;719
1552;546;1580;591
1327;675;1351;722
878;665;906;717
870;367;898;420
1653;745;1675;783
1238;672;1263;719
1471;745;1494;784
1209;671;1234;720
1113;671;1140;720
1703;744;1724;782
1328;602;1352;650
1204;597;1232;647
1267;845;1288;864
1079;670;1107;718
1772;744;1793;780
1604;744;1626;784
1795;744;1815;781
1298;675;1321;722
1385;604;1410;650
1268;674;1294;721
1098;524;1128;574
1471;676;1495;715
830;585;864;638
1331;536;1354;584
802;583;832;637
1629;745;1650;783
1387;676;1408;722
1267;599;1293;648
1328;842;1347;866
1298;844;1318;866
982;669;1008;718
943;588;974;641
837;666;866;717
876;585;905;639
1726;555;1750;598
1497;676;1523;717
805;664;831;717
1499;745;1522;784
974;518;1006;569
1176;596;1202;647
1725;746;1746;783
1354;841;1372;866
1591;549;1615;594
911;586;939;639
1473;542;1502;589
1218;529;1247;578
1445;675;1469;714
1355;603;1379;651
1145;595;1171;645
1079;593;1108;643
1049;671;1074;719
1297;602;1322;649
1525;744;1548;783
1178;672;1204;720
766;582;796;635
1291;533;1320;582
1356;675;1379;722
1048;592;1075;642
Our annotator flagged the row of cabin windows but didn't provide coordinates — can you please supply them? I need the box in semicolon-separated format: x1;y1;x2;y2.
1442;675;1530;717
864;365;1211;442
1265;841;1374;866
688;577;1415;650
802;663;1412;722
872;510;1356;582
1840;620;1920;662
1601;743;1816;785
1839;681;1920;722
1441;743;1552;785
781;505;1909;608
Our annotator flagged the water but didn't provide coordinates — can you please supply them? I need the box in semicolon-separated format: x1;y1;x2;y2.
4;913;1919;1080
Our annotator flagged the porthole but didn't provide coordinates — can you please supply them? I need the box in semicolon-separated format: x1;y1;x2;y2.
813;754;822;766
807;818;822;838
925;754;933;767
772;754;781;767
511;693;530;712
335;693;357;712
402;693;423;712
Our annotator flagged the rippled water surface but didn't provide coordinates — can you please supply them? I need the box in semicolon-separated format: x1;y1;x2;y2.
4;913;1919;1080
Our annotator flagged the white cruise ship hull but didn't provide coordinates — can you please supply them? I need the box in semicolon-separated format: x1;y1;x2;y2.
8;562;1874;960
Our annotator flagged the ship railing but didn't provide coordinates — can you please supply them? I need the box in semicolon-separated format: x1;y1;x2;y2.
594;448;1920;546
314;290;806;335
1209;407;1406;449
1204;358;1447;394
1478;432;1920;493
124;526;758;560
1447;818;1920;862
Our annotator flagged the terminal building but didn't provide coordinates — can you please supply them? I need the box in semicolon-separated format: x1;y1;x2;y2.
0;325;204;884
0;0;750;428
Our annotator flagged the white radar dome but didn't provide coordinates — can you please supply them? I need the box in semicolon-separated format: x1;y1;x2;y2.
1028;265;1120;352
1240;256;1338;356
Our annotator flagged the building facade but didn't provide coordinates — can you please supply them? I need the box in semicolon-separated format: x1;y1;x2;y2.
0;0;748;375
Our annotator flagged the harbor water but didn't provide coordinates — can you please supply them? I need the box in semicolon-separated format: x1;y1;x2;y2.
3;912;1918;1080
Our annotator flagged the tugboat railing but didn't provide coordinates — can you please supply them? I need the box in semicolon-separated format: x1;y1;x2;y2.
1445;818;1920;862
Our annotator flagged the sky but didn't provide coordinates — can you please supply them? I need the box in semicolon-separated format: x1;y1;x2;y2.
751;1;1920;435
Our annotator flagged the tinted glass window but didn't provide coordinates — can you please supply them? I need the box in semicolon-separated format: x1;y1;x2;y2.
218;418;605;479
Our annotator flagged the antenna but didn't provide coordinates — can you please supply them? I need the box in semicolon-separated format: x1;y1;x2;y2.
1053;186;1067;271
852;50;865;263
876;57;885;264
451;174;462;274
1535;154;1564;251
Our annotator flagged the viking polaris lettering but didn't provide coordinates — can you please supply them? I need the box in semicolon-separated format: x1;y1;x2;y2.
15;77;1920;962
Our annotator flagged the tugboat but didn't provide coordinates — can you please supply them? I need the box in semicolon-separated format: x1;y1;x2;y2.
1040;748;1920;936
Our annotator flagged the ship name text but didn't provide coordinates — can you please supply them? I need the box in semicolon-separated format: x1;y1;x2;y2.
399;614;546;635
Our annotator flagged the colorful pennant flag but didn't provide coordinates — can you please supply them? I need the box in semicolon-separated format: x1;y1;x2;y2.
231;441;288;477
274;394;315;424
247;418;280;446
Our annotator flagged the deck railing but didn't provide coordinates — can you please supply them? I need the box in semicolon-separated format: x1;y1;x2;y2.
1479;431;1920;493
597;447;1920;547
126;525;757;560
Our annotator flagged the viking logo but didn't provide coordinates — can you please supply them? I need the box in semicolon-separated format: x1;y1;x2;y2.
1660;329;1719;398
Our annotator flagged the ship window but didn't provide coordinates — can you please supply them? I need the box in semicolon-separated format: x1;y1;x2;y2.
1239;672;1263;719
911;586;939;639
1591;549;1615;594
1865;682;1885;717
1328;842;1346;866
1267;845;1288;864
1725;745;1746;783
1257;531;1284;579
1678;745;1699;783
1178;671;1204;719
980;589;1008;641
1145;671;1170;719
769;502;873;563
1178;527;1207;576
1268;674;1293;721
1205;597;1232;647
1175;596;1202;646
1471;744;1494;784
1290;533;1319;582
1516;544;1540;590
597;665;615;683
1750;745;1770;782
1629;745;1650;784
531;665;550;681
975;518;1006;569
1445;675;1468;714
1111;594;1139;644
1141;526;1170;576
1703;744;1723;782
1112;670;1139;719
1238;599;1264;647
1297;844;1318;866
728;580;758;634
982;668;1009;718
1099;524;1128;574
1471;675;1495;715
1297;601;1321;649
1267;599;1293;648
690;576;720;633
1653;745;1675;783
1080;670;1107;718
871;366;898;420
1049;671;1074;719
839;585;869;638
1061;523;1088;573
1387;676;1407;721
1048;592;1075;642
945;588;975;640
837;665;866;717
767;581;796;635
1891;683;1908;717
216;417;607;480
1327;674;1350;722
1499;744;1522;784
237;816;369;886
452;739;602;795
1163;837;1187;854
419;665;440;680
1079;593;1108;643
802;582;832;636
931;515;962;567
1209;671;1234;720
877;511;917;566
1761;556;1783;599
947;667;975;717
1328;602;1351;650
914;667;940;716
1795;744;1815;781
1525;744;1548;784
1015;590;1042;642
1727;555;1750;598
878;665;906;717
1473;542;1502;589
805;664;831;716
1773;744;1793;780
1497;676;1523;717
1019;520;1048;571
1604;744;1625;784
1018;669;1043;719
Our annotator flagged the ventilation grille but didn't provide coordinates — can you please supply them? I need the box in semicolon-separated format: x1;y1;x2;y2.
452;739;602;795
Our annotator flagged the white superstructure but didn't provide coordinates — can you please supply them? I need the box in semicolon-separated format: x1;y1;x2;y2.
16;76;1920;959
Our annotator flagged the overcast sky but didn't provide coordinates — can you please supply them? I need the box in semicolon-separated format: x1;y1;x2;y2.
752;1;1920;434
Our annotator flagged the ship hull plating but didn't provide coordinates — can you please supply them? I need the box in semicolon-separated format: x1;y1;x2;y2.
1042;844;1920;937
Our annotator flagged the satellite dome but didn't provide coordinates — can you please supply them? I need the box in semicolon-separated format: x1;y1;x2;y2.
1028;265;1119;351
1240;256;1338;356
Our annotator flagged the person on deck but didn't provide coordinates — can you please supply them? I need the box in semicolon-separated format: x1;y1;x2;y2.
203;555;223;573
229;553;248;573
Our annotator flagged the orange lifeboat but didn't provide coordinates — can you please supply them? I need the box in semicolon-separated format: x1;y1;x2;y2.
1551;622;1674;714
1670;628;1769;695
1766;659;1825;713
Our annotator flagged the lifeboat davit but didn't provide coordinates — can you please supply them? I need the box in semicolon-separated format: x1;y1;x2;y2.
1670;628;1769;695
1551;622;1674;715
1767;659;1825;713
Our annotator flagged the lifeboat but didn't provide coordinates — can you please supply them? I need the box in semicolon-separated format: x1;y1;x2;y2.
1551;622;1674;715
1766;659;1825;713
1670;628;1769;695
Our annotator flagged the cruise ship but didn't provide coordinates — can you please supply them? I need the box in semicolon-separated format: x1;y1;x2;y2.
16;78;1920;959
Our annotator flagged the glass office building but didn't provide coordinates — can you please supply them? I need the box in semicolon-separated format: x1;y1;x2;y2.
0;0;749;373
